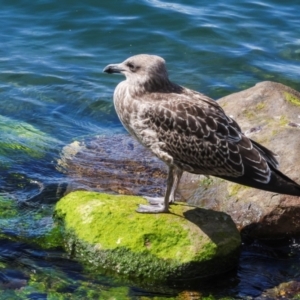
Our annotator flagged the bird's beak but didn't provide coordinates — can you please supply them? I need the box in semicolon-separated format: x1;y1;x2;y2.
103;64;124;74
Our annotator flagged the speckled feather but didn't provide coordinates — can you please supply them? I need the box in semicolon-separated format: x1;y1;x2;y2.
113;68;274;184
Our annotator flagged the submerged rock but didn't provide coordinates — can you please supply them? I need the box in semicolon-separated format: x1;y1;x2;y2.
55;191;241;283
0;114;59;168
262;281;300;299
0;193;63;250
179;81;300;238
57;134;167;196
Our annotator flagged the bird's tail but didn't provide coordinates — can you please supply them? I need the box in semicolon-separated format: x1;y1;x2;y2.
268;166;300;196
219;165;300;197
218;137;300;196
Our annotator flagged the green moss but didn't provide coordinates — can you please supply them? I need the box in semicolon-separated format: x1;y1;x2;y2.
0;196;63;250
98;286;130;300
0;261;6;268
55;191;241;282
32;225;64;249
255;102;265;110
243;102;266;120
56;192;205;263
243;109;255;119
285;92;300;107
227;183;244;197
201;176;214;189
12;265;104;299
278;115;289;126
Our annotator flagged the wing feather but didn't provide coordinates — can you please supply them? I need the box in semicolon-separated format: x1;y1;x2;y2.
142;90;274;183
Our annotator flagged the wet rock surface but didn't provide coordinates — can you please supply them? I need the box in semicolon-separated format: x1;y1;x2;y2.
57;134;167;197
262;280;300;299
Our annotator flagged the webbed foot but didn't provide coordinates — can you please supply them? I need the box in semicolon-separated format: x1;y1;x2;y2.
143;196;164;205
144;196;175;205
136;203;169;213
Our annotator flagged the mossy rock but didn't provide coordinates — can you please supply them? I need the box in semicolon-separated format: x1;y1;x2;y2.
55;191;241;284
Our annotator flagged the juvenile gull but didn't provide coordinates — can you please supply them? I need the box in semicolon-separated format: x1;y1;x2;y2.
104;54;300;213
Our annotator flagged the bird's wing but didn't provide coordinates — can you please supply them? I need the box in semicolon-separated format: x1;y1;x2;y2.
144;91;273;183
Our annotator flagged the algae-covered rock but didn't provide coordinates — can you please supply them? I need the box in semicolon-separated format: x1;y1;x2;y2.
0;195;18;219
0;193;63;249
0;114;59;167
55;191;241;284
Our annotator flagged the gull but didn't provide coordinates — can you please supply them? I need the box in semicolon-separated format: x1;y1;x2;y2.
104;54;300;213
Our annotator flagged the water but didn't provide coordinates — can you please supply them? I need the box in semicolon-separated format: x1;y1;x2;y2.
1;0;300;298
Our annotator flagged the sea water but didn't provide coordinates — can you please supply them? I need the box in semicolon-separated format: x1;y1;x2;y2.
1;0;300;298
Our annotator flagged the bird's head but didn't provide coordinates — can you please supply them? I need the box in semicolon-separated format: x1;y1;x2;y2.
103;54;170;89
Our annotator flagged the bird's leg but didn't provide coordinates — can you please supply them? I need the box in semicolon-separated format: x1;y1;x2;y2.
137;166;177;213
169;168;183;203
144;167;183;205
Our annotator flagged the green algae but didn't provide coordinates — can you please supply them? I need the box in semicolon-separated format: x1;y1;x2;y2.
278;115;289;126
243;109;255;119
56;192;236;262
284;92;300;107
0;114;59;165
0;196;18;219
57;193;195;262
0;195;63;250
201;176;214;189
1;265;130;300
255;102;265;110
227;183;249;197
31;225;64;249
55;191;241;283
242;102;266;120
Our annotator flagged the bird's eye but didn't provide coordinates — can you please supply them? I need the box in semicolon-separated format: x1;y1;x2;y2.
126;62;135;70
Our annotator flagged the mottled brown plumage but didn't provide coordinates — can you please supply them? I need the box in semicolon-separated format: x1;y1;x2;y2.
104;54;300;213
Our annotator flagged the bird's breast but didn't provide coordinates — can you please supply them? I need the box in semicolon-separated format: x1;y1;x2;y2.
113;84;158;148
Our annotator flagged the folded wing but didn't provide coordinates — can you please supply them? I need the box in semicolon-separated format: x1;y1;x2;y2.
145;93;277;184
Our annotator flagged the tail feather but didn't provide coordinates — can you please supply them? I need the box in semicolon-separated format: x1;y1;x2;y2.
251;139;279;169
269;166;300;196
219;165;300;196
219;137;300;196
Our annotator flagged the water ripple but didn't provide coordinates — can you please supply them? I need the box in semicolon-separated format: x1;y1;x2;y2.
1;0;300;298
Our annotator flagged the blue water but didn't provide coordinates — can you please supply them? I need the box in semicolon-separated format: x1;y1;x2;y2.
1;0;300;298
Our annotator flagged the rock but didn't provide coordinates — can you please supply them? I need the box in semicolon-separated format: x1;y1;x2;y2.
27;182;68;204
57;134;167;196
178;81;300;239
0;194;63;249
54;191;241;284
262;281;300;299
